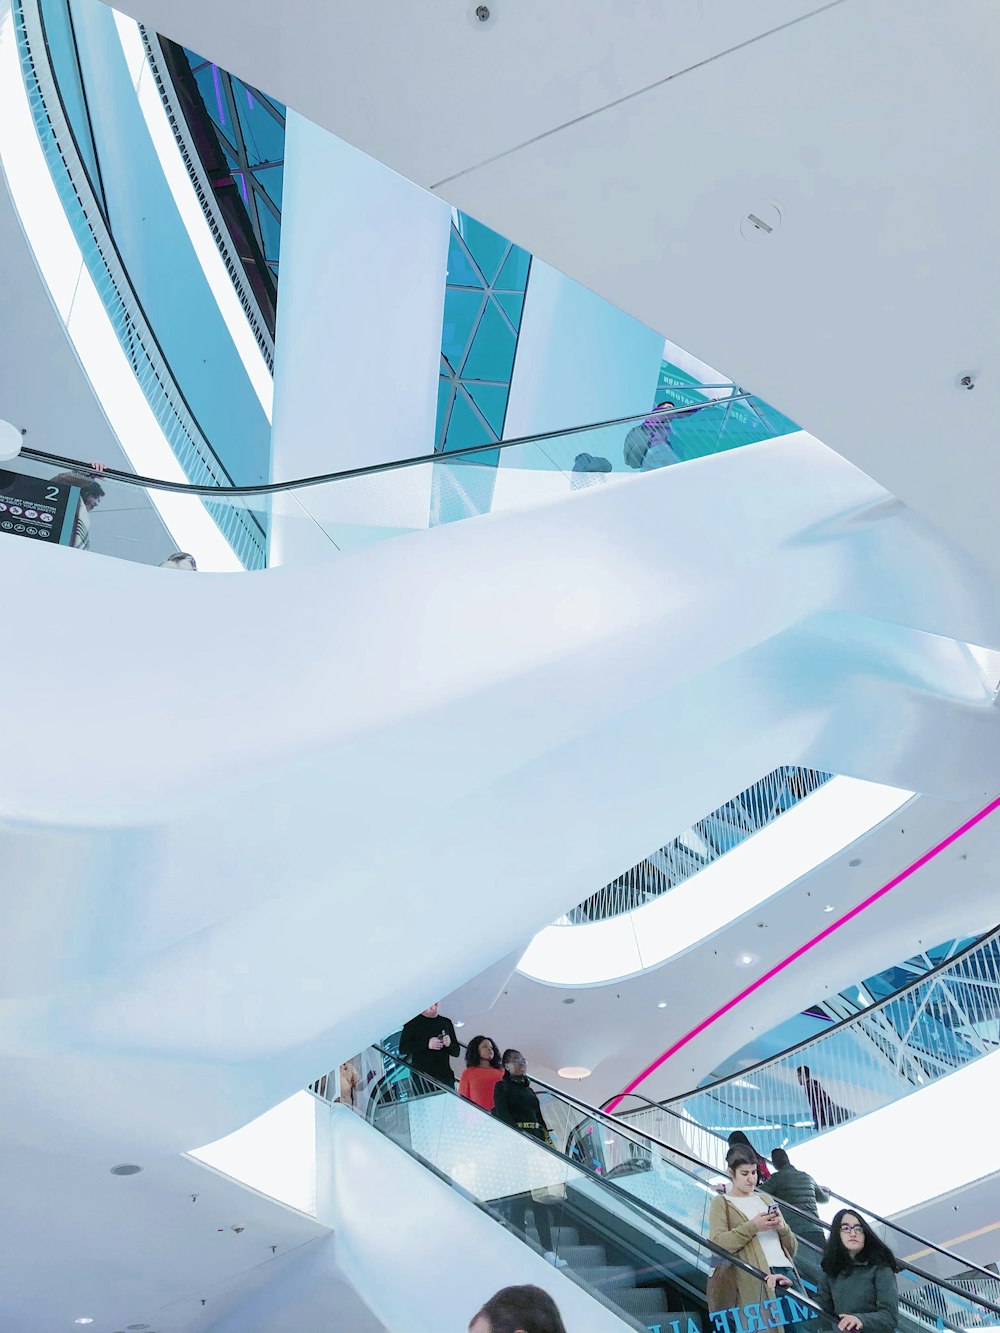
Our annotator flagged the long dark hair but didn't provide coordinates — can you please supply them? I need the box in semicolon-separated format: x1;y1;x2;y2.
469;1284;567;1333
822;1209;901;1277
727;1130;761;1156
465;1035;501;1069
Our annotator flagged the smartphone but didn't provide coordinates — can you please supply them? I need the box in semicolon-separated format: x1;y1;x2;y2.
767;1204;779;1216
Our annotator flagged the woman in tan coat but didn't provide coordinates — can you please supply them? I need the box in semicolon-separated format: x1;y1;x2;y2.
708;1145;801;1313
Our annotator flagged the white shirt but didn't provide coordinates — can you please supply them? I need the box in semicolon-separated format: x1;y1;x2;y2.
727;1192;787;1270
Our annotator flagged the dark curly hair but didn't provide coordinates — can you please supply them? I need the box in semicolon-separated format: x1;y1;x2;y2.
464;1035;501;1069
469;1284;567;1333
822;1209;901;1278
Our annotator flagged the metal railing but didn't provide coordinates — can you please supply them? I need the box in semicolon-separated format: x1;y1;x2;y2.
138;25;276;369
617;926;1000;1153
14;0;267;568
559;765;832;925
308;1043;1000;1331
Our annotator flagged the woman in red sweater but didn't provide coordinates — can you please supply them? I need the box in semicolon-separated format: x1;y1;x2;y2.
459;1035;504;1110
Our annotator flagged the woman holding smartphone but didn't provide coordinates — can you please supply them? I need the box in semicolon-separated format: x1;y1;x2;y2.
708;1145;801;1312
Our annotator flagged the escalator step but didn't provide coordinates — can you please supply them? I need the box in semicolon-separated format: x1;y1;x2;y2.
614;1288;673;1317
550;1226;580;1247
577;1264;637;1290
560;1245;608;1268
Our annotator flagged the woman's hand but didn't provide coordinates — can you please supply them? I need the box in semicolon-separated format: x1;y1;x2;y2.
764;1274;792;1294
753;1210;781;1231
838;1317;863;1331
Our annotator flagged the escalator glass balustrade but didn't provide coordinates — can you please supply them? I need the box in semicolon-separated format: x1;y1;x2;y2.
315;1047;999;1333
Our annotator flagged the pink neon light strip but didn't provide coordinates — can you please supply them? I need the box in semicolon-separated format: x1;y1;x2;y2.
605;794;1000;1113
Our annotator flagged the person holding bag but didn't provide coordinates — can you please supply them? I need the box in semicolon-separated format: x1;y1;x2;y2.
492;1049;567;1267
708;1144;801;1315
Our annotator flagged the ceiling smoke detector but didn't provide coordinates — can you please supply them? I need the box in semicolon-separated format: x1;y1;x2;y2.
468;2;497;28
110;1163;142;1175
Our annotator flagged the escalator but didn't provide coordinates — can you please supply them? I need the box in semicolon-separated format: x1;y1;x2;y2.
335;1046;1000;1333
596;1088;1000;1326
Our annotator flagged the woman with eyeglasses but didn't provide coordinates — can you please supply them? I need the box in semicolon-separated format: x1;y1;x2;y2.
818;1210;900;1333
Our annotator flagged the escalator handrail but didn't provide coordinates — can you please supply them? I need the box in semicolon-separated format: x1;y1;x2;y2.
606;1090;1000;1295
526;1076;1000;1317
369;1046;845;1327
654;928;1000;1101
371;1046;970;1332
16;391;762;497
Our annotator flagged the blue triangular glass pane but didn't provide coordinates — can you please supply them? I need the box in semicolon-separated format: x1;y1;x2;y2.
192;63;229;137
496;245;530;291
444;392;493;452
440;290;485;369
254;164;283;210
233;78;285;166
466;382;508;437
446;230;483;287
435;376;455;449
463;300;516;382
495;291;524;328
459;215;509;285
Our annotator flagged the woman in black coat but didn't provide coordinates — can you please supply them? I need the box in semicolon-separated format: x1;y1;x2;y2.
818;1209;900;1333
491;1049;566;1266
492;1049;555;1144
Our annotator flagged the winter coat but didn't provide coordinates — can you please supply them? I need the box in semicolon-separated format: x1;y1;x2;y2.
709;1192;798;1311
763;1165;830;1248
817;1259;899;1333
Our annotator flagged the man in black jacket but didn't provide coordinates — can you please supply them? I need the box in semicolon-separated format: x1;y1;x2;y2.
398;1001;459;1091
766;1147;830;1282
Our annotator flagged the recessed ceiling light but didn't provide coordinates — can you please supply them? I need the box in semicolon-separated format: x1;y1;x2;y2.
558;1066;591;1079
657;1002;668;1009
823;905;835;913
110;1163;142;1175
736;952;757;967
455;1021;465;1028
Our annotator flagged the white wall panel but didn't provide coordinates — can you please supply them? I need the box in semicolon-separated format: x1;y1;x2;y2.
269;113;450;562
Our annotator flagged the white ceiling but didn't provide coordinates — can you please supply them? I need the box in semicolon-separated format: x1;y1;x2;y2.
105;0;1000;587
0;1142;355;1333
447;789;1000;1108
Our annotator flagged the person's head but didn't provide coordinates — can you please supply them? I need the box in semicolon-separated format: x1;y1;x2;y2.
52;472;105;511
727;1130;756;1152
469;1284;567;1333
502;1048;527;1077
466;1035;501;1069
726;1144;759;1194
654;399;677;412
160;551;197;571
421;1002;440;1019
796;1065;812;1085
822;1210;900;1276
771;1148;791;1170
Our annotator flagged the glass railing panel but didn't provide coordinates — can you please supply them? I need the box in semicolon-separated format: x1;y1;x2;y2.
338;1049;839;1333
652;927;1000;1152
6;453;277;568
313;1049;991;1333
12;391;791;571
607;1095;1000;1330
